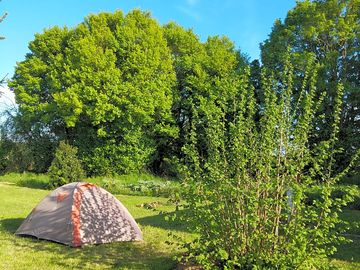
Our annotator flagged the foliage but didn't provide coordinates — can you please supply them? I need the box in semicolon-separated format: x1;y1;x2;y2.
0;140;31;173
178;54;359;269
1;177;360;269
124;180;179;197
0;109;56;173
0;172;50;189
163;22;247;178
260;0;360;173
0;171;180;198
48;141;85;188
9;10;177;176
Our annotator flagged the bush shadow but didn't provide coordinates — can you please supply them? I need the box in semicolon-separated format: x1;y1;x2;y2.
332;236;360;264
136;209;190;233
16;178;49;190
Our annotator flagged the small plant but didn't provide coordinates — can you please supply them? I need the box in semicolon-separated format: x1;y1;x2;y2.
48;141;85;188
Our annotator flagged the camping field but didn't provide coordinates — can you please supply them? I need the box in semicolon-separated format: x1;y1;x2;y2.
0;180;191;270
0;176;360;270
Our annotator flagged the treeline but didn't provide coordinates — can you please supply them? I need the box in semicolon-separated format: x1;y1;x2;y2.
1;0;359;178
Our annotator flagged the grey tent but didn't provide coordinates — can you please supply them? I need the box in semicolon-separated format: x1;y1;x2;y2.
16;182;142;247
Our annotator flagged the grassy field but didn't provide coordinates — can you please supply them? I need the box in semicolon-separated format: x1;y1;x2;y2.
0;172;180;197
0;181;190;270
1;174;360;269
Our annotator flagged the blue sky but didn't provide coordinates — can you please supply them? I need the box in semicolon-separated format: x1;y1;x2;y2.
0;0;296;80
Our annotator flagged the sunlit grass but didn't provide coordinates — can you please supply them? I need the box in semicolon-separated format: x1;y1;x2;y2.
0;182;190;270
0;172;180;197
1;177;360;269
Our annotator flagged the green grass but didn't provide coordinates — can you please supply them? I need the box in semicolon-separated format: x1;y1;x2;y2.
88;173;177;186
0;172;50;189
330;209;360;269
87;173;180;197
0;182;191;270
1;174;360;269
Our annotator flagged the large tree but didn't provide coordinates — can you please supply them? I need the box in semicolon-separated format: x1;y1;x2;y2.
9;10;177;175
163;23;247;176
261;0;360;172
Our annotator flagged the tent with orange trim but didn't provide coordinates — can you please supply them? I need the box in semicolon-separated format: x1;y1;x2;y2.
15;182;142;247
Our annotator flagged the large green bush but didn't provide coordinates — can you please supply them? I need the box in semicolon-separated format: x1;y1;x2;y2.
178;56;359;269
48;141;85;188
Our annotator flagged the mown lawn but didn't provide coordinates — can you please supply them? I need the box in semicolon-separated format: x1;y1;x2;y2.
1;177;360;269
0;182;190;270
331;209;360;269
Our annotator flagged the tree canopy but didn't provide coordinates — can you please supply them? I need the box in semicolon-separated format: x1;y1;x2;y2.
261;0;360;171
9;10;249;176
10;10;177;175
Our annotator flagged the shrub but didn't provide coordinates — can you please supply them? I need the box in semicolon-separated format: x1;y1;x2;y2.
48;141;85;188
178;57;359;269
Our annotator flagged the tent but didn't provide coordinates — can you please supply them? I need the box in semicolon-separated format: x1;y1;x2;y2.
16;182;142;247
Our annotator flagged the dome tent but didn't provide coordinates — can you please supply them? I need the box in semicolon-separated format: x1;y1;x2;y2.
16;182;142;247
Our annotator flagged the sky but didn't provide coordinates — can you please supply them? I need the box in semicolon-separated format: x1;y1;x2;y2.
0;0;296;108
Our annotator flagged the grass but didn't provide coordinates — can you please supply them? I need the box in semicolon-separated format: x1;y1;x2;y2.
0;172;50;189
330;209;360;269
1;173;360;269
0;182;191;270
0;172;180;197
87;174;180;197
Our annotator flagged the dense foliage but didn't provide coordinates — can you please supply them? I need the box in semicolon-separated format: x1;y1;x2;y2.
9;10;177;176
163;22;247;177
179;56;358;269
261;0;360;173
48;141;85;188
6;2;358;178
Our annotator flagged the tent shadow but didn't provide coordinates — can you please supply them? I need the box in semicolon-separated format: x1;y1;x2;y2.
8;233;177;269
0;218;24;233
1;217;177;269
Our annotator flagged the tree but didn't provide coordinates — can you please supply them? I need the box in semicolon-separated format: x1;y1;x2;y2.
261;0;360;173
9;10;177;175
48;141;85;188
0;98;57;173
163;23;247;176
